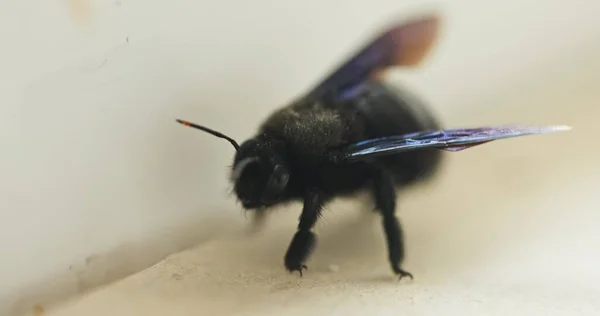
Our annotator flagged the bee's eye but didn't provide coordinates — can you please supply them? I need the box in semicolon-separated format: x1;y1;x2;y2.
260;164;289;204
275;172;289;185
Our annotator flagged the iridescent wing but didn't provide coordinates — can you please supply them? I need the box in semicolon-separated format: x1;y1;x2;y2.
337;125;572;163
302;13;440;103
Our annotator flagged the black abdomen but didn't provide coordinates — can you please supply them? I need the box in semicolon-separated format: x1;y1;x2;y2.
348;81;445;186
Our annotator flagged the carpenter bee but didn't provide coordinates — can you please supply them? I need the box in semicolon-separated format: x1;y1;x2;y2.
176;13;570;279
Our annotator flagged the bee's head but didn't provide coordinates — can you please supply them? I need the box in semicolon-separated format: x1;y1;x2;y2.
175;119;290;210
230;138;290;209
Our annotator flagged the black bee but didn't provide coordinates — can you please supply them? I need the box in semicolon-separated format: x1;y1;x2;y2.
177;13;570;279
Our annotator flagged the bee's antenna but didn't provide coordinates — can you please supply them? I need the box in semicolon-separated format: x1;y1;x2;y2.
176;119;240;151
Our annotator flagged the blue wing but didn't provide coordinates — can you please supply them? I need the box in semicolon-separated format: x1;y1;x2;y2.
302;13;441;103
338;125;571;163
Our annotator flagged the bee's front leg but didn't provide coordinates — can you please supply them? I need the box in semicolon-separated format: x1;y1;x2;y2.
283;189;324;276
246;209;268;235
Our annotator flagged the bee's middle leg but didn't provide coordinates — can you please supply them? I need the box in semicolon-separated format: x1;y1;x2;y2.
371;167;413;280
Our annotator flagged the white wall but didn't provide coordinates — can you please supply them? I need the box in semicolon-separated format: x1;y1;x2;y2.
1;0;598;314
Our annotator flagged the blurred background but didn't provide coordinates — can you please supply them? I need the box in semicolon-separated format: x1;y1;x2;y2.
1;0;599;315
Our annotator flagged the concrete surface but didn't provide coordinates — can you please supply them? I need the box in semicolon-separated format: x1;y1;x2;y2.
38;39;600;316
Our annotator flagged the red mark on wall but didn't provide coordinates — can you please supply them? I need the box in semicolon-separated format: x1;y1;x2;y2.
66;0;93;26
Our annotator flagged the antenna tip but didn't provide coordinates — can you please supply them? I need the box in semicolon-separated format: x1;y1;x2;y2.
176;119;191;127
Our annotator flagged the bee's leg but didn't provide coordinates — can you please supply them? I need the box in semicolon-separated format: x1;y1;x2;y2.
284;189;324;276
372;168;413;281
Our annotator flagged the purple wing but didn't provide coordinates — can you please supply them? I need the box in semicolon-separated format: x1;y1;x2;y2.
302;13;441;103
339;125;571;162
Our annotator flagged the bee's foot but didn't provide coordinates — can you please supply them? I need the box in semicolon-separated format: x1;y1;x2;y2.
286;264;308;277
393;266;414;281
